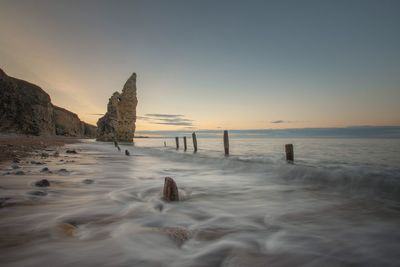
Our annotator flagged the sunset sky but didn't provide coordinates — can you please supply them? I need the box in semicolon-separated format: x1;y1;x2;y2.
1;0;399;131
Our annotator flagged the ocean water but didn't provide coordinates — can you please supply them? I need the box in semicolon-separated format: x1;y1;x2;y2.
1;134;400;266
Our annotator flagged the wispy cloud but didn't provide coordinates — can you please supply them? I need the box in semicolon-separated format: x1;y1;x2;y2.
271;120;294;124
139;113;195;127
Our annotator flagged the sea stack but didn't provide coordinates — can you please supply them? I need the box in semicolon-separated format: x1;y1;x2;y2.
96;73;138;142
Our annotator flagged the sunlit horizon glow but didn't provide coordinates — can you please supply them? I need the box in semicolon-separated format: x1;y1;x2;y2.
1;0;399;131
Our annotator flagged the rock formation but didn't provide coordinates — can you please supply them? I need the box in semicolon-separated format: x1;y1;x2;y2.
96;73;138;142
54;106;96;137
0;68;96;137
0;68;55;135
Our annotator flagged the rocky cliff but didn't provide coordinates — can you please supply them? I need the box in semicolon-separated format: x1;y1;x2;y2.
54;106;96;137
96;73;138;142
0;68;96;137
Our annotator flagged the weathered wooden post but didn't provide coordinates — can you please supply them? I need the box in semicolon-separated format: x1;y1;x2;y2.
125;149;130;156
223;130;229;156
285;144;294;162
183;136;187;151
164;141;166;147
175;137;179;149
114;140;118;147
163;177;179;201
192;132;198;152
117;145;121;151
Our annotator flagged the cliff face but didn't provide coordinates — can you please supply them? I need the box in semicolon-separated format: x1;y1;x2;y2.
0;68;96;137
0;68;55;135
54;106;96;138
96;73;138;142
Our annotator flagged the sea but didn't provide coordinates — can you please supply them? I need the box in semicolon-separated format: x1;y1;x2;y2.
1;127;400;267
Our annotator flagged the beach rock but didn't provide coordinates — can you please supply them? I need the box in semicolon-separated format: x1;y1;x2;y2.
41;167;50;172
31;160;44;165
59;168;69;173
11;164;20;169
41;152;49;158
57;223;78;237
96;73;138;142
125;150;130;156
163;177;179;202
27;190;47;196
53;151;59;157
82;179;94;184
12;158;20;163
34;179;50;187
66;149;77;154
15;170;25;175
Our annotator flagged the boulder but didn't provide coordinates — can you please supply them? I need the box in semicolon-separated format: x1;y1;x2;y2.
96;73;138;142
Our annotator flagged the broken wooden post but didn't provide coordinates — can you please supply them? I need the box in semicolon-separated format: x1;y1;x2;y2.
175;137;179;149
163;177;179;201
183;136;187;151
192;132;198;152
223;130;229;156
125;150;130;156
285;144;294;162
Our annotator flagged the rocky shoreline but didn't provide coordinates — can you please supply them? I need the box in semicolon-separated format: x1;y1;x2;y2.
0;134;81;163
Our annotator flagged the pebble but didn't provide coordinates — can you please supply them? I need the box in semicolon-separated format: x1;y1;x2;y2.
66;150;77;154
41;167;50;172
34;179;50;187
82;179;94;184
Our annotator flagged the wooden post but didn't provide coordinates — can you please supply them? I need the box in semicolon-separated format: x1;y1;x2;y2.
285;144;294;162
175;137;179;150
164;141;166;147
125;150;130;156
192;132;198;152
223;130;229;156
117;145;121;151
163;177;179;201
183;136;187;151
114;140;118;147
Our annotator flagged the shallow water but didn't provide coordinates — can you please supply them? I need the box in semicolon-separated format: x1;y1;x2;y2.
1;137;400;267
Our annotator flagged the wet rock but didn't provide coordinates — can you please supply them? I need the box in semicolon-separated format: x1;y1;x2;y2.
27;190;47;196
13;158;20;163
31;160;44;165
15;171;25;175
53;151;59;157
66;149;77;154
57;223;78;237
41;167;50;172
0;197;11;208
58;168;69;174
163;177;179;202
125;150;130;156
34;179;50;187
11;164;20;169
82;179;94;184
41;152;49;158
161;227;191;246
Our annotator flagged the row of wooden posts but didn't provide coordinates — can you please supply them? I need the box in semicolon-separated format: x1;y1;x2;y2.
171;130;295;162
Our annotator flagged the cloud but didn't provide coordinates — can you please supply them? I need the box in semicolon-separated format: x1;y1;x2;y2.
145;114;184;118
271;120;293;124
138;113;194;127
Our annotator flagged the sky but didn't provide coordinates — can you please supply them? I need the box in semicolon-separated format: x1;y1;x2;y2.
0;0;399;131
